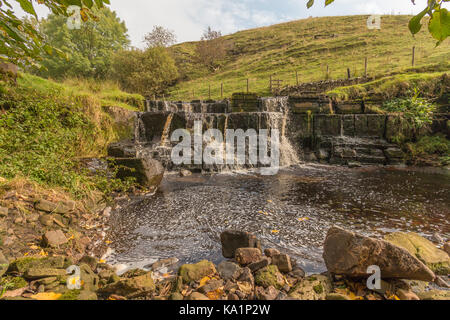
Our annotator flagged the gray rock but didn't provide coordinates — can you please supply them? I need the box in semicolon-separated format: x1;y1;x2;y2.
235;247;262;266
42;230;68;247
264;248;280;258
218;261;242;281
323;227;436;281
35;199;75;215
255;286;279;300
248;258;270;273
271;254;292;273
110;157;165;189
198;279;224;294
220;230;261;259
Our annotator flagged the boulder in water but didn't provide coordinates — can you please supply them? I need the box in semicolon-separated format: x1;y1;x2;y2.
323;227;435;281
220;230;261;258
110;157;164;189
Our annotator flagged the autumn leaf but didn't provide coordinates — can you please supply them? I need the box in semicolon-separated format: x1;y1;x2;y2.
199;276;211;287
271;230;280;234
31;292;62;300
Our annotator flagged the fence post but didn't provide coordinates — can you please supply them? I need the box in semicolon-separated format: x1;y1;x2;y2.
270;75;273;94
296;71;299;86
247;78;249;93
221;83;223;99
364;57;368;77
347;68;351;79
208;84;211;100
412;46;416;67
326;65;329;79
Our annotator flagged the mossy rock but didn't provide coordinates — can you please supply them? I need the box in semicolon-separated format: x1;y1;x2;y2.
417;289;450;301
385;232;450;275
288;275;332;300
178;260;217;284
7;256;66;274
99;272;155;298
254;265;285;290
0;276;28;290
58;289;98;301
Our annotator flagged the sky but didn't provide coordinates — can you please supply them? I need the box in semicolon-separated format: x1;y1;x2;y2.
12;0;450;48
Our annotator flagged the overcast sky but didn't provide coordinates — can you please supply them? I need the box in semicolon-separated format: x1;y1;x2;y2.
12;0;450;47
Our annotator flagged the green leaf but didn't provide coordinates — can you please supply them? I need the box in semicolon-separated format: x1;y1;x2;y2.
307;0;314;9
428;8;450;44
15;0;37;17
408;8;428;35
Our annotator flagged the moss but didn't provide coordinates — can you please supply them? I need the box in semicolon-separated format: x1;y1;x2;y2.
313;284;324;294
0;276;28;290
58;289;81;300
255;265;285;290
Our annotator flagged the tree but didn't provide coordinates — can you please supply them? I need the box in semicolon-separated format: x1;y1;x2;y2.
0;0;110;67
306;0;449;44
196;26;228;71
38;7;129;79
111;47;179;97
144;25;177;48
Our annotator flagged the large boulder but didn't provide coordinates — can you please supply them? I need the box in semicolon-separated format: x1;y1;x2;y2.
178;260;217;283
384;232;450;275
220;230;261;258
109;157;164;189
323;227;435;281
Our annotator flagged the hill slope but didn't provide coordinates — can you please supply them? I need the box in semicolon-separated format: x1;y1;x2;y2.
168;15;450;100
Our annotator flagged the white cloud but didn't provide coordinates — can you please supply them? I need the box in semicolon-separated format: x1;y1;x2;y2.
10;0;450;48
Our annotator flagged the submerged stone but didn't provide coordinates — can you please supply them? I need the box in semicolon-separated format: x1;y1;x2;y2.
220;230;261;259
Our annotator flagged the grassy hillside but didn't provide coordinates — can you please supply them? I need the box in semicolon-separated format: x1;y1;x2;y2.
168;15;450;100
0;74;143;198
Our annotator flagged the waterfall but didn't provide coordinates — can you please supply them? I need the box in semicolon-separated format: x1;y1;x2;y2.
160;113;174;146
134;112;147;158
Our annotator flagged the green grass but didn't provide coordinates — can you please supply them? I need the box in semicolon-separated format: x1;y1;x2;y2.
167;15;450;101
326;71;449;101
0;74;142;198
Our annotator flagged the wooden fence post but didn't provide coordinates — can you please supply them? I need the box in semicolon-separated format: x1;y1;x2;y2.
326;65;329;79
247;78;249;93
208;84;211;100
270;75;273;94
221;83;223;99
412;46;416;67
347;68;351;79
364;57;368;77
296;71;299;86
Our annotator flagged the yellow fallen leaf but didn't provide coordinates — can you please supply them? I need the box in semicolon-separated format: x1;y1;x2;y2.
206;288;224;300
23;252;30;257
271;230;280;234
297;217;310;222
31;292;62;300
39;250;48;257
199;276;211;287
105;240;112;245
67;235;75;241
29;245;39;250
267;200;273;203
99;259;106;264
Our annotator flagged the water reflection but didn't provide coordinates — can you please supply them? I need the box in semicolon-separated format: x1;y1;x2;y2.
108;165;450;274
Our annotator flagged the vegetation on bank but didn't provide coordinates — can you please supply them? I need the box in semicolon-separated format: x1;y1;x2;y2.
0;74;143;198
167;15;450;101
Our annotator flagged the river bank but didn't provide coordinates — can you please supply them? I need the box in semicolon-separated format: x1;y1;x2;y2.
0;165;449;300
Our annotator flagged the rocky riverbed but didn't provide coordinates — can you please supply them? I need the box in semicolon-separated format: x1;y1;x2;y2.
0;227;449;300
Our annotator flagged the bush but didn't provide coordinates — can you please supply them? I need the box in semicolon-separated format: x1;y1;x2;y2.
111;47;178;97
383;90;436;132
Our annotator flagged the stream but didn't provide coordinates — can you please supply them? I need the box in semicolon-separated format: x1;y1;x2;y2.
107;164;450;274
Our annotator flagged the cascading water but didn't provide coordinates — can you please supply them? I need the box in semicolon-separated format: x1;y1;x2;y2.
134;98;301;173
